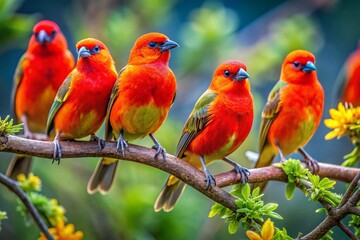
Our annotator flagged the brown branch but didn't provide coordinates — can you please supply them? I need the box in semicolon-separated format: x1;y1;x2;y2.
2;135;360;239
0;172;54;240
301;171;360;240
1;135;359;211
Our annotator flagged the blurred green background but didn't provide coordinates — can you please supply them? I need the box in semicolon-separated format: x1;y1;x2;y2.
1;0;360;239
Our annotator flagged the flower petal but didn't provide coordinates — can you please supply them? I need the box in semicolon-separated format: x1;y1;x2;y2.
246;230;262;240
261;219;274;240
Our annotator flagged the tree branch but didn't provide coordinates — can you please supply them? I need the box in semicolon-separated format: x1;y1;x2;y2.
1;135;359;211
301;171;360;240
2;135;360;238
0;172;54;240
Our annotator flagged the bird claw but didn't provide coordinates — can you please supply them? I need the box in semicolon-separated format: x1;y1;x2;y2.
204;169;216;189
116;135;128;157
303;157;319;174
233;165;250;184
152;144;166;162
52;140;62;165
90;134;105;151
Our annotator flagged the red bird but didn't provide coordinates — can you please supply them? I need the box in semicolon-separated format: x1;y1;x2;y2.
253;50;324;192
336;42;360;106
87;32;178;194
154;60;253;212
6;20;75;179
46;38;117;163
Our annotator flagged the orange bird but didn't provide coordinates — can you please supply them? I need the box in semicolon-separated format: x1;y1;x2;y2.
46;38;117;163
253;50;324;192
154;60;253;212
87;32;178;194
6;20;75;179
336;42;360;106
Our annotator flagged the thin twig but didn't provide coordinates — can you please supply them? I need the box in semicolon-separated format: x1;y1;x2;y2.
339;171;360;208
0;172;53;240
338;221;357;240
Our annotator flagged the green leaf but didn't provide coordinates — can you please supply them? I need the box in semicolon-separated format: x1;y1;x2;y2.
286;182;296;200
241;183;251;199
267;212;283;220
228;220;240;234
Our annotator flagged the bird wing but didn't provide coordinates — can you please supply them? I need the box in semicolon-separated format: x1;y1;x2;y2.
11;54;26;124
46;74;73;135
103;66;126;141
175;89;217;158
258;80;287;152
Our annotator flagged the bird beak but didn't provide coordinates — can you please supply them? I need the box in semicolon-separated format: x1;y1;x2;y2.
78;46;91;58
160;39;179;53
302;61;316;73
36;30;52;44
233;68;250;81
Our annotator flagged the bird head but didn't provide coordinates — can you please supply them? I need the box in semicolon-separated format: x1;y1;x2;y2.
280;50;317;84
29;20;68;53
75;38;115;72
128;32;179;65
210;60;250;92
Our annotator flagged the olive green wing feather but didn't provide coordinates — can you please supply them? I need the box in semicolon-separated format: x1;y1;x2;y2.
46;74;73;135
11;54;26;124
258;80;287;152
103;66;125;141
175;90;217;158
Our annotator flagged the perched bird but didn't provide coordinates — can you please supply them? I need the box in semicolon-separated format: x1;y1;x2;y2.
154;60;253;212
253;50;324;192
335;42;360;106
46;38;117;163
87;32;178;194
6;20;75;179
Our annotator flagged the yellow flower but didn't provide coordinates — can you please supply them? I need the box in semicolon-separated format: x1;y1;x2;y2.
38;220;84;240
246;218;274;240
324;103;360;140
17;172;42;192
48;199;66;226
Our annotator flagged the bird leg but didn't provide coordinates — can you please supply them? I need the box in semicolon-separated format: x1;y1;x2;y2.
90;133;105;151
116;130;128;157
149;133;166;162
298;147;319;173
200;156;216;189
20;115;48;140
52;132;62;165
223;157;250;184
275;142;287;162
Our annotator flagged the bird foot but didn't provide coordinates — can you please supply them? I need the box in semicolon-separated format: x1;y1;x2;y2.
52;139;62;165
90;134;105;151
152;143;166;162
116;135;128;157
302;156;319;174
233;165;250;184
204;169;216;189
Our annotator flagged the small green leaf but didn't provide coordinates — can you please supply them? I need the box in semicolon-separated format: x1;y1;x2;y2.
228;220;240;234
241;183;251;199
267;212;283;220
286;182;296;200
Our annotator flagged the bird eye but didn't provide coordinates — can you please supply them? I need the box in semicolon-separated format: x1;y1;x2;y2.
51;30;57;36
93;46;101;53
148;41;156;48
293;61;301;69
224;70;231;77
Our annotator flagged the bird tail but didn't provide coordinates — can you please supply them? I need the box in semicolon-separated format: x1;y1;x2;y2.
87;157;119;194
6;155;33;179
251;145;276;193
154;175;186;212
